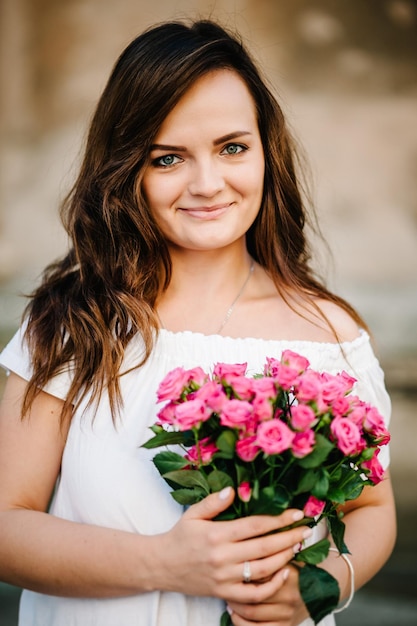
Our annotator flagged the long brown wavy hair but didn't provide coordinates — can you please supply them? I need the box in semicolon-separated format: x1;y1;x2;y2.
22;19;366;422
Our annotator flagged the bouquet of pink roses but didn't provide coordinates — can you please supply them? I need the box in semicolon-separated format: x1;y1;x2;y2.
143;350;390;624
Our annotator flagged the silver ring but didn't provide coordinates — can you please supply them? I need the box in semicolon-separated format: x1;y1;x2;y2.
242;560;251;583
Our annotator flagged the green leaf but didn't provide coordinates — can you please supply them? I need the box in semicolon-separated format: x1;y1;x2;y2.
216;430;237;458
311;469;330;500
299;564;340;624
294;538;330;565
142;430;189;449
236;463;250;485
326;487;347;504
251;485;290;515
152;451;188;475
150;424;164;435
360;447;376;461
207;470;234;493
330;466;342;483
214;510;238;521
220;609;233;626
294;469;319;495
345;482;365;501
163;469;210;492
171;487;206;505
328;513;349;554
298;434;334;468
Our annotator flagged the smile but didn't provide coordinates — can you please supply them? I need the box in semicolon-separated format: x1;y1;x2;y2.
179;203;233;219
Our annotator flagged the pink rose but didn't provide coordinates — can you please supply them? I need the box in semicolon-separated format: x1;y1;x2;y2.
252;395;273;421
281;349;310;373
227;375;254;401
187;367;209;388
157;367;189;402
321;372;352;404
347;397;368;426
292;429;315;458
213;362;247;383
361;448;385;484
157;401;177;425
220;399;253;429
304;495;326;518
255;419;294;455
194;381;227;413
363;406;390;445
238;481;252;502
339;370;357;392
174;398;211;430
295;370;323;403
273;364;300;390
290;404;317;430
236;435;260;461
185;437;218;466
252;377;277;399
263;356;281;377
265;356;301;389
330;396;351;417
330;416;366;456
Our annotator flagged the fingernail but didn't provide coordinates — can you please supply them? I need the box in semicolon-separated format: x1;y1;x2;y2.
219;486;232;500
282;568;290;582
226;605;233;615
292;510;304;521
303;528;313;539
293;542;302;554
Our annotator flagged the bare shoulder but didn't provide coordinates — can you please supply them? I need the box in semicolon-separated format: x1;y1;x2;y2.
238;266;363;343
313;298;362;343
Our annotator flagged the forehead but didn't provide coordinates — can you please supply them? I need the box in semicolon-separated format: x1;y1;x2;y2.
154;69;258;139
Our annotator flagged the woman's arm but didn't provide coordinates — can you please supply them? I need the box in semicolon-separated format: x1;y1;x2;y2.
325;473;396;596
0;373;311;603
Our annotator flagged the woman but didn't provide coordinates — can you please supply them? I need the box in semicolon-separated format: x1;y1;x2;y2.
0;19;396;626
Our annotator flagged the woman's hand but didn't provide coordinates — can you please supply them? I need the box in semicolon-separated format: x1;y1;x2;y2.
155;487;312;604
225;475;397;625
226;564;309;626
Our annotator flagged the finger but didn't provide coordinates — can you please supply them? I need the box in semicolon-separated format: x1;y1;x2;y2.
183;486;235;521
218;508;307;543
233;524;312;570
230;598;293;626
235;546;295;588
228;567;290;605
227;568;299;625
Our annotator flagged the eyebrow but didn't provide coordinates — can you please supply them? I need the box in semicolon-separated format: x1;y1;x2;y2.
150;131;252;152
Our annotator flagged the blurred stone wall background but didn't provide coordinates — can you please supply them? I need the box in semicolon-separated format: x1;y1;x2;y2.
1;0;416;359
0;0;416;623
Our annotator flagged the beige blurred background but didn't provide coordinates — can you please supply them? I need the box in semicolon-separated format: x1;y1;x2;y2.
0;0;416;623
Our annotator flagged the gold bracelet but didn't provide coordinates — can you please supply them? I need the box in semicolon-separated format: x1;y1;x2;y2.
328;548;355;613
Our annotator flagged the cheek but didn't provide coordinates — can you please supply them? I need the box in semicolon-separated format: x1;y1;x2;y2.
142;174;178;213
238;165;265;209
238;156;264;196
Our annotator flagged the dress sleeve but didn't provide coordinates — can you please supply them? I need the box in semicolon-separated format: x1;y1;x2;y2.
314;332;392;471
349;341;392;471
0;324;72;401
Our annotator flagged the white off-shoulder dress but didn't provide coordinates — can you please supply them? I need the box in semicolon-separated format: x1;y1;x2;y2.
0;327;391;626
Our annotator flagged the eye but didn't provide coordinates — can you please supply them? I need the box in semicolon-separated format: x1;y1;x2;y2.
221;143;247;156
152;154;182;168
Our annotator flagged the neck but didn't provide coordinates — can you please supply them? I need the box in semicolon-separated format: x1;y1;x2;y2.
156;247;255;335
167;246;252;294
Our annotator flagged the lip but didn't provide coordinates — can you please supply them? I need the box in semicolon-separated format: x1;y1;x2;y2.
179;203;233;219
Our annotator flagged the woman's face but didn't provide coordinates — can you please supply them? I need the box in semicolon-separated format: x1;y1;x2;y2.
141;69;265;254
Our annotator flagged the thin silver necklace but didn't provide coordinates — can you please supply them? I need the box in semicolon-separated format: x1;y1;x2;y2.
157;260;255;335
216;260;255;334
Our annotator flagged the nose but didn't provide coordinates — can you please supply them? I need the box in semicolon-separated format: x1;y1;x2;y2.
187;158;225;197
